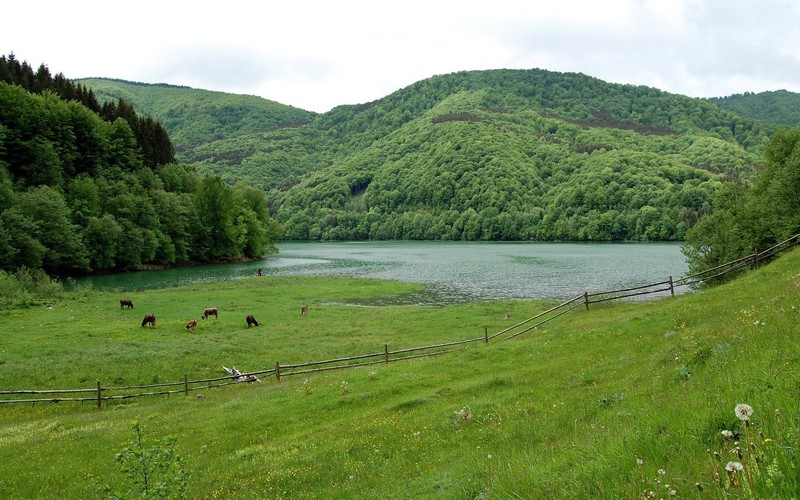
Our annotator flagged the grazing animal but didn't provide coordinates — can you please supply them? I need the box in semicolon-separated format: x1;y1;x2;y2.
201;307;218;320
246;315;259;328
301;304;309;316
120;299;134;309
185;319;197;332
141;313;156;328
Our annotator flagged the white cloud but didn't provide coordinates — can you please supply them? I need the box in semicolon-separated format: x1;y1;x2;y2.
3;0;800;112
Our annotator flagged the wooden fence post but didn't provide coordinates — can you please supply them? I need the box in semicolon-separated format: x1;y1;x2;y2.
96;381;102;409
184;374;189;396
484;327;488;343
669;276;674;297
275;362;281;381
384;344;389;363
754;252;759;268
584;292;589;311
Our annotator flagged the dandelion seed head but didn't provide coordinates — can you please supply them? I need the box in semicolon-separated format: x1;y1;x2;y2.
721;430;733;439
725;461;744;472
734;403;753;421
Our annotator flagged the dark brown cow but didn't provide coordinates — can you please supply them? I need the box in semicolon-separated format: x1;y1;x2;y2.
185;319;198;332
301;304;309;316
246;315;259;328
201;307;218;320
141;314;156;327
120;299;134;309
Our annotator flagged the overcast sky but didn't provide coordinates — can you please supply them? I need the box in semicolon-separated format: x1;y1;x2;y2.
4;0;799;113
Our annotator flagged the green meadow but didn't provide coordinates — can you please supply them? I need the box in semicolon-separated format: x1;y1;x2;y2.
0;250;798;498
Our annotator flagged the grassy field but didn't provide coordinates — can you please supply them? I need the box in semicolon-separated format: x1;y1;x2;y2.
0;250;798;498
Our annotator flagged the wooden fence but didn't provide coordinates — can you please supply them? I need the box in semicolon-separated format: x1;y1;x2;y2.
2;233;798;407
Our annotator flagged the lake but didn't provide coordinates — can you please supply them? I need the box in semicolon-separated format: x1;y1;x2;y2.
72;241;689;306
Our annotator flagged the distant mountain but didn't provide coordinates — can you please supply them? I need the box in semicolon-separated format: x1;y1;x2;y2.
76;78;316;154
706;90;800;128
79;70;785;242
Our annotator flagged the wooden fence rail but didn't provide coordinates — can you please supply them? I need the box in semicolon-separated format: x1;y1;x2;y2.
587;279;674;304
489;294;585;341
2;233;798;407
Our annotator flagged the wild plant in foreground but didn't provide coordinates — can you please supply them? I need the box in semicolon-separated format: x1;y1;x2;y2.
94;420;188;499
708;403;797;497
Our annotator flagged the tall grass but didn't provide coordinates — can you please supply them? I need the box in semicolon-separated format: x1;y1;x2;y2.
0;267;65;307
0;251;798;498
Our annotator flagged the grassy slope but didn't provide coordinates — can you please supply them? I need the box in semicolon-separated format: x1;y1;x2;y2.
0;251;798;498
76;78;316;148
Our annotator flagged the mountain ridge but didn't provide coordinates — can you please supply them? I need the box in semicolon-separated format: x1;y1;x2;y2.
78;69;800;242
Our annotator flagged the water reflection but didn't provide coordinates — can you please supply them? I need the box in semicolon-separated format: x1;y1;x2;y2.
72;241;689;306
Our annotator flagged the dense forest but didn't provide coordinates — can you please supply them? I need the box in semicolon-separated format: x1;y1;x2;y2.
83;70;784;243
707;90;800;128
0;55;280;276
76;77;317;168
682;126;800;273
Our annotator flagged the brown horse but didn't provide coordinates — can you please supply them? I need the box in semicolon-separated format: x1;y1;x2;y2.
185;319;197;332
120;299;134;309
246;315;259;328
201;307;218;320
301;304;309;316
141;314;156;327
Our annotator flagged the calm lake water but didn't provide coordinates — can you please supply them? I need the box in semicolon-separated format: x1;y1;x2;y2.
73;241;689;305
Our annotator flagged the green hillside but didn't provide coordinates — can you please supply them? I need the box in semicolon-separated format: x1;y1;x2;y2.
707;90;800;128
80;70;783;242
272;70;775;241
76;78;316;152
0;248;797;497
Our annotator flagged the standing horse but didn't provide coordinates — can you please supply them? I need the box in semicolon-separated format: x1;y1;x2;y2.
141;314;156;327
120;299;134;309
202;307;218;320
301;304;309;316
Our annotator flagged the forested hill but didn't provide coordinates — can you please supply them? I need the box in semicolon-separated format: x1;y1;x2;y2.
706;90;800;128
1;56;280;276
81;69;783;242
76;78;316;155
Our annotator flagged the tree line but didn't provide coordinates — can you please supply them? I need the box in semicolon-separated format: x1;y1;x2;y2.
0;55;280;276
681;127;800;274
1;54;174;168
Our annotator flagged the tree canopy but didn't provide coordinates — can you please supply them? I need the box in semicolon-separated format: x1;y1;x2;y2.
0;56;280;276
682;126;800;273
